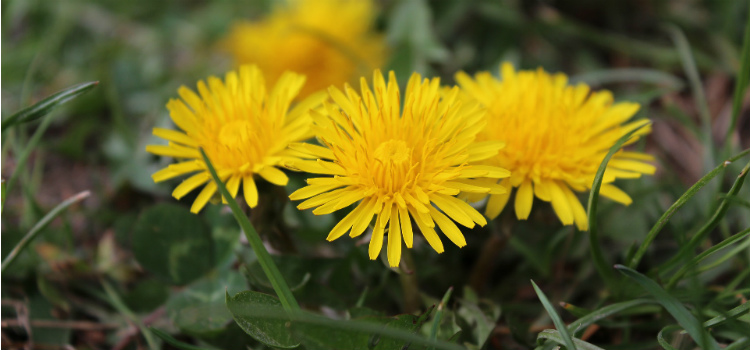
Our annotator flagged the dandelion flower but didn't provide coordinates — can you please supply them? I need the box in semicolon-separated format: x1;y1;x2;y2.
456;63;655;230
287;70;510;267
146;65;326;213
222;0;386;99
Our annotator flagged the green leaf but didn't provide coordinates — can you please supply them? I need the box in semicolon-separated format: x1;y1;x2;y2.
614;265;720;350
531;280;577;350
292;307;438;350
225;290;300;349
386;0;448;75
131;203;214;285
375;306;434;350
291;320;371;350
567;299;657;336
122;278;169;313
165;271;246;336
1;81;98;132
455;291;500;347
536;329;605;350
149;328;214;350
587;122;651;289
200;148;300;312
2;190;90;273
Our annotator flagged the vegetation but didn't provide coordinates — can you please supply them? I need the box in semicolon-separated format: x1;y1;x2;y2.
2;0;749;349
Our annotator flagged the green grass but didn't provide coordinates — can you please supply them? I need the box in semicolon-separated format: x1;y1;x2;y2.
2;1;749;349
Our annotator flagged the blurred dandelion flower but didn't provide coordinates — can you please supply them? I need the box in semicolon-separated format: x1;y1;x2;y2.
146;65;326;213
456;63;655;230
287;70;510;267
221;0;386;99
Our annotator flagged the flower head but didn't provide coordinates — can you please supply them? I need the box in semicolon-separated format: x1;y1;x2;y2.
221;0;386;99
456;63;655;230
288;70;510;267
146;65;326;213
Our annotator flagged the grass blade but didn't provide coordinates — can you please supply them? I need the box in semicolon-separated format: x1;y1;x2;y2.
587;122;651;288
703;302;750;329
665;25;714;166
656;325;681;350
428;286;454;350
725;5;750;146
3;114;56;209
199;148;300;312
1;81;98;132
101;280;159;350
536;329;605;350
695;235;750;273
1;190;90;273
531;280;577;350
658;160;750;274
567;299;656;335
149;328;213;350
666;226;750;289
725;338;750;350
614;265;720;350
628;148;750;268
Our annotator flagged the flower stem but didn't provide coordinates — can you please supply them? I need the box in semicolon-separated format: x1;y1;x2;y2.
200;149;300;313
469;217;511;294
399;245;421;314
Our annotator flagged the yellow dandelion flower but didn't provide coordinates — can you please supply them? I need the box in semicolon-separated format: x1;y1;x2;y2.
221;0;386;99
146;65;326;213
287;70;510;267
456;63;656;230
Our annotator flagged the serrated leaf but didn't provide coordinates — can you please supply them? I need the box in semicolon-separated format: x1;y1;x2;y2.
225;290;299;349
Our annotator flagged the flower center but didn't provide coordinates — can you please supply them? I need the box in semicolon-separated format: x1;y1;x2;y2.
219;120;254;149
374;140;410;164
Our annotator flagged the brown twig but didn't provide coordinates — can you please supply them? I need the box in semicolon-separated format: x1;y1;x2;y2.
1;319;118;330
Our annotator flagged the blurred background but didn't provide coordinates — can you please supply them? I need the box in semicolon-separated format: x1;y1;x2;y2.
2;0;749;349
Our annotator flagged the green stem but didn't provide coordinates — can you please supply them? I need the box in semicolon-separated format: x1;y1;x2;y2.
399;245;421;314
200;149;300;313
468;220;509;293
628;148;750;268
